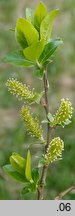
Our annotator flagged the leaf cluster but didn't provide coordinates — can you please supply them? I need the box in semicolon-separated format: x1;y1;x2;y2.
4;2;63;78
3;151;39;195
3;2;73;198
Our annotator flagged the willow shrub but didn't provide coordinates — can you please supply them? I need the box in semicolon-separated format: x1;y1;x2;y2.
3;2;73;200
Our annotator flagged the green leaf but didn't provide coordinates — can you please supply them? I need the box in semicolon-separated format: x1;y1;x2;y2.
39;39;63;64
3;164;28;183
34;2;47;31
21;184;30;194
23;40;45;62
21;182;36;195
15;18;39;48
26;8;34;24
34;91;44;104
40;9;59;42
33;63;44;79
38;156;46;168
15;31;28;49
47;113;54;122
10;152;26;176
54;119;71;128
15;19;28;49
25;150;32;182
43;59;53;67
29;182;36;192
4;50;34;67
32;168;39;184
41;119;49;124
64;119;71;126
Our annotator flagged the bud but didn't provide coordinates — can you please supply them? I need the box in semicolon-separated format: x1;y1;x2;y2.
21;106;45;143
10;152;26;176
45;137;64;164
6;78;36;103
52;98;73;126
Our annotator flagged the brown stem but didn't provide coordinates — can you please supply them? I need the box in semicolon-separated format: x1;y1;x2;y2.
37;165;48;200
43;68;49;115
55;184;75;200
37;67;51;200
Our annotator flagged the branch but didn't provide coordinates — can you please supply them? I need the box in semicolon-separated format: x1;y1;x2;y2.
55;184;75;200
37;67;51;200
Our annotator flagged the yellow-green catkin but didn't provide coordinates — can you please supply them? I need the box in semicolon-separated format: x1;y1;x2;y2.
45;137;64;164
6;78;36;103
21;106;45;143
52;98;73;126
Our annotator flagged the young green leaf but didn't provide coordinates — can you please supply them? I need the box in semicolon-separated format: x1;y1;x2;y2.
41;119;49;124
21;184;30;194
38;156;46;167
34;2;47;31
32;168;39;184
23;40;45;62
64;119;71;125
34;91;44;104
10;152;26;176
3;164;28;183
26;8;34;24
21;182;36;195
15;27;28;49
33;63;44;78
15;18;39;47
29;182;36;192
25;150;32;182
39;39;63;64
47;113;54;122
4;50;34;67
40;9;59;42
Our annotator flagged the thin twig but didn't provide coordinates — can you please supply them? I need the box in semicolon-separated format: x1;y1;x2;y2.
37;165;48;200
55;184;75;200
37;67;51;200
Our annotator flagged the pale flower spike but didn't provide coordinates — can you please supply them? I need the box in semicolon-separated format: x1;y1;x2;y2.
52;98;73;126
6;78;37;103
45;137;64;164
21;106;45;144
